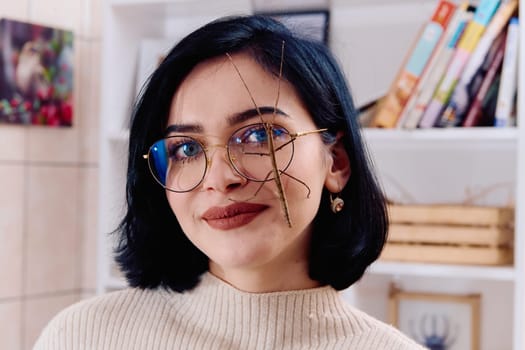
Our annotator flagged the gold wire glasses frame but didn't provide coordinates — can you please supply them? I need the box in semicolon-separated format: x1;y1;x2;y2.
143;41;324;227
142;123;327;193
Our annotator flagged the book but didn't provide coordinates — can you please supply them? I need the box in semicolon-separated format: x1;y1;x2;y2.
357;97;381;127
494;17;519;127
438;30;507;127
370;0;457;128
400;2;472;129
418;0;501;128
462;33;506;127
479;71;502;126
437;0;518;127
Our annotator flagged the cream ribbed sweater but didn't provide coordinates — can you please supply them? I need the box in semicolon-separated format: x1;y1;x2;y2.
34;273;425;349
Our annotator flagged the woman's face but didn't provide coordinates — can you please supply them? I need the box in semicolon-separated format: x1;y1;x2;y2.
165;53;333;288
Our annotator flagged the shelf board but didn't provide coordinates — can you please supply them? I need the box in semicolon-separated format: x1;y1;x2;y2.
363;127;518;142
368;261;515;281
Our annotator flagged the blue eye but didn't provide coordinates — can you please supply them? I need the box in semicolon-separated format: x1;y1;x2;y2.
272;127;286;138
247;128;268;143
239;124;288;145
167;139;203;162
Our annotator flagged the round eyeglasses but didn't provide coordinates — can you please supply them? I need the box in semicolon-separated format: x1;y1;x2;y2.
143;122;327;193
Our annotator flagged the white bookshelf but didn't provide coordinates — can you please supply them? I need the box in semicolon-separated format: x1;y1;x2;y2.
363;127;519;141
369;261;516;281
97;1;524;349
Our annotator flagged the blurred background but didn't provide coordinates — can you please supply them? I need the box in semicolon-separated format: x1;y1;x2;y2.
0;0;522;349
0;0;100;348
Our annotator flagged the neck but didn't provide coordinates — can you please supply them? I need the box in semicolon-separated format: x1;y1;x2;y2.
209;261;321;293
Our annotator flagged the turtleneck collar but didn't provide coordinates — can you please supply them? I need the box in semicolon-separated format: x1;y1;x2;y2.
157;271;368;346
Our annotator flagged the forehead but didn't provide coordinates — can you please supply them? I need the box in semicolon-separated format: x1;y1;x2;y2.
168;52;307;127
180;53;279;96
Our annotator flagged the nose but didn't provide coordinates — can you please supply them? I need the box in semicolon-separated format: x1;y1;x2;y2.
201;146;246;192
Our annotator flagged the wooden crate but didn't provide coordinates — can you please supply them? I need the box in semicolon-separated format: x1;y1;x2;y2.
380;204;514;265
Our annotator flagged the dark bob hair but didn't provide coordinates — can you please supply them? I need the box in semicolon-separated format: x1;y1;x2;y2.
116;15;388;292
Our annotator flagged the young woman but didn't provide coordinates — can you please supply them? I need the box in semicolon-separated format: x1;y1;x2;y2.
35;15;425;349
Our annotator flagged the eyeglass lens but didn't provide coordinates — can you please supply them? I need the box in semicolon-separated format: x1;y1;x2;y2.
147;123;295;192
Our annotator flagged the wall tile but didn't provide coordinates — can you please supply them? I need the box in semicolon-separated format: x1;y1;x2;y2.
25;166;80;295
25;1;82;164
28;0;82;33
90;0;103;39
26;127;81;164
0;164;24;298
0;1;29;20
77;40;101;164
0;301;22;350
80;167;98;290
24;293;79;349
78;0;103;39
0;126;26;161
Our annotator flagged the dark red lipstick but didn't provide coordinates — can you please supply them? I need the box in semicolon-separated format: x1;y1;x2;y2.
202;202;268;230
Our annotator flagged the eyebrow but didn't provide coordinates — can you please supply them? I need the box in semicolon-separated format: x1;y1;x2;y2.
164;106;289;135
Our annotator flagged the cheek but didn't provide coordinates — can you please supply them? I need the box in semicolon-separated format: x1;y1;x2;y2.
283;143;329;208
166;192;194;228
288;141;330;185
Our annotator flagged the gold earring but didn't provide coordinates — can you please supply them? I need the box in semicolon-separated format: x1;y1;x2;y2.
330;194;344;213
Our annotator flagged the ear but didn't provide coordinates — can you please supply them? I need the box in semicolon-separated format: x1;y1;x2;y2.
324;131;351;193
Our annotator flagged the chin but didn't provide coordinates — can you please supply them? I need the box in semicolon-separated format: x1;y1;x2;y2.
207;243;277;270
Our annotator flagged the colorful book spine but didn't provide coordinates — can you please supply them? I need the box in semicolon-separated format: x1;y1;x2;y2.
439;31;507;127
494;17;519;127
463;32;506;127
418;0;501;128
478;72;502;126
400;2;471;129
370;0;456;128
437;0;518;127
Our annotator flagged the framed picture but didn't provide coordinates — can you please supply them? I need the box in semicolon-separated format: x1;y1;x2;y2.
259;10;330;44
389;287;481;350
0;18;73;126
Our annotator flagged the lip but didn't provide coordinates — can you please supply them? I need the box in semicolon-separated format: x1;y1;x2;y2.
202;202;269;230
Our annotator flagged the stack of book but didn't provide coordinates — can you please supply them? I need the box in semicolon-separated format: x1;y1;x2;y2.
369;0;519;129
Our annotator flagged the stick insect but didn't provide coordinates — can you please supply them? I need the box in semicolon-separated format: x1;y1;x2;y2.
226;41;326;227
